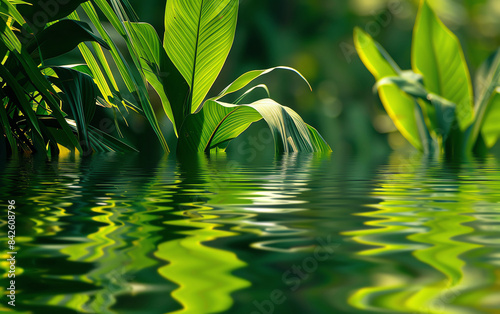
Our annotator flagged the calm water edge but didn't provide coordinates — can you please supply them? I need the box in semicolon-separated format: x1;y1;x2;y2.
1;152;499;314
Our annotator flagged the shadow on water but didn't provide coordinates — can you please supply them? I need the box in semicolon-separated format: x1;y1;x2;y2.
1;151;500;313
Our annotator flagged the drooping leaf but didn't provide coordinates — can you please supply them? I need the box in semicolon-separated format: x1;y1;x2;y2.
412;0;473;131
376;75;456;142
27;20;110;62
52;67;97;153
164;0;239;113
211;66;311;102
354;27;424;151
177;99;331;154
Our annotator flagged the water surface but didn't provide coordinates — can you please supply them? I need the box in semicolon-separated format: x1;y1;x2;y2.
1;152;499;313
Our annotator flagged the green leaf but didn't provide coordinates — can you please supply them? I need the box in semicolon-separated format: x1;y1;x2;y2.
376;75;456;142
87;124;138;152
27;20;110;62
0;0;26;27
17;0;87;26
466;49;500;150
177;99;331;154
0;63;43;141
354;27;424;151
0;97;18;155
78;3;169;152
125;21;189;135
211;66;311;102
412;0;473;131
164;0;239;113
478;89;500;148
52;67;97;153
43;118;138;153
0;12;21;52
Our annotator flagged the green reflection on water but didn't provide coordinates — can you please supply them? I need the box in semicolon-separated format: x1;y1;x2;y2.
1;152;500;313
345;154;500;314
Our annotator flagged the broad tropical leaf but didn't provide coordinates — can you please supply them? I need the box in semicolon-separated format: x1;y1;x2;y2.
412;0;473;131
164;0;239;113
177;99;332;154
354;27;424;151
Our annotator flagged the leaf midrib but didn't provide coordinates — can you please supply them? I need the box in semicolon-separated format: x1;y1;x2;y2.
190;0;204;113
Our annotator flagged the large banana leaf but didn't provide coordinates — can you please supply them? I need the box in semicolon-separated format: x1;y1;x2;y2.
412;0;473;131
354;27;425;152
164;0;238;113
52;67;97;153
177;99;331;154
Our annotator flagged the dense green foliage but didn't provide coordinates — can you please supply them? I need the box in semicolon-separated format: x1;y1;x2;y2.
355;0;500;158
122;0;331;154
0;0;330;157
0;0;139;157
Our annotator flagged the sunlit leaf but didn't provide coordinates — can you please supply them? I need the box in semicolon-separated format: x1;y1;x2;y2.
177;99;331;154
211;66;311;102
354;27;424;151
164;0;239;113
412;0;473;131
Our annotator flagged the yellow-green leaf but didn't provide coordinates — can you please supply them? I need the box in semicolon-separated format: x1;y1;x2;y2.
164;0;239;113
354;27;424;151
412;0;473;131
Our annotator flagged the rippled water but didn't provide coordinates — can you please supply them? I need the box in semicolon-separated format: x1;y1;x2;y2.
1;152;500;314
